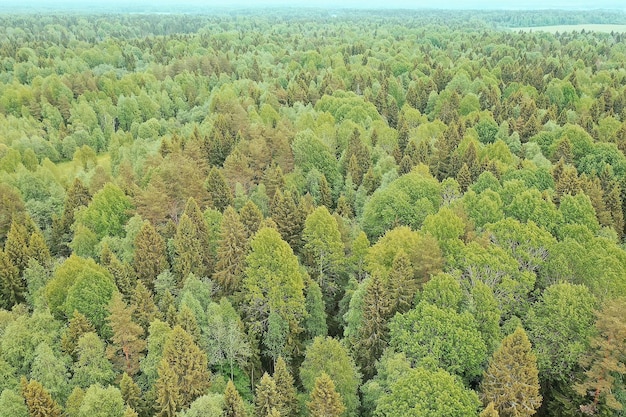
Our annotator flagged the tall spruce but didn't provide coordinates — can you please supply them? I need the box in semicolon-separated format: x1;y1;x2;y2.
61;310;95;360
107;293;146;376
0;249;23;309
133;221;168;291
214;206;249;295
224;380;247;417
20;377;63;417
480;327;542;417
239;200;263;239
274;357;298;417
307;372;346;417
206;167;234;212
131;281;160;334
255;373;281;417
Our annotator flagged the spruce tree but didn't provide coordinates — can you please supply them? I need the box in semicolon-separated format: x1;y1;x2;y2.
160;325;210;408
120;372;143;413
354;273;391;379
386;249;417;316
224;379;247;417
131;281;160;334
206;167;234;212
5;220;29;273
133;221;168;291
255;373;281;417
307;373;345;417
28;230;51;266
304;280;328;340
480;402;500;417
50;177;91;257
0;249;23;309
176;304;201;345
60;310;95;360
318;175;333;209
270;190;304;252
214;206;249;295
240;200;263;239
457;163;472;193
20;377;62;417
107;293;146;376
273;357;298;417
173;214;204;282
155;360;180;417
480;327;541;417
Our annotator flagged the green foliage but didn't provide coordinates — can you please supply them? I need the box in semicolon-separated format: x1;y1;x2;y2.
78;385;125;417
374;366;481;417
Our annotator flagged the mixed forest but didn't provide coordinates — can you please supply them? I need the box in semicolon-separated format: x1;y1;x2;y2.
1;8;626;417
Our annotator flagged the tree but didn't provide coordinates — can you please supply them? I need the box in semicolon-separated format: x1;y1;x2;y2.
242;227;306;353
300;337;361;417
304;280;328;340
78;385;125;417
214;207;249;295
0;389;28;417
480;327;542;417
120;373;143;414
159;325;210;409
224;379;247;417
206;167;233;212
239;200;263;239
354;273;391;379
61;310;95;359
155;360;180;417
75;183;133;240
20;378;63;417
273;357;298;417
107;293;146;376
481;403;500;417
374;367;480;417
386;250;417;315
255;373;280;417
72;332;115;388
173;213;205;282
302;206;344;303
574;298;626;415
133;221;168;291
5;219;30;273
0;249;24;309
131;281;159;334
307;372;346;417
30;342;71;404
270;190;304;252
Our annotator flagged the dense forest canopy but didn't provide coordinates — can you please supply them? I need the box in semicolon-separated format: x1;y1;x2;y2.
0;7;626;417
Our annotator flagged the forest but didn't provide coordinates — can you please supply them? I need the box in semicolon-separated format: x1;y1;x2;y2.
0;7;626;417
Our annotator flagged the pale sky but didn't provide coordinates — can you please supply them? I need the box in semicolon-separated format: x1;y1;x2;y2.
3;0;626;10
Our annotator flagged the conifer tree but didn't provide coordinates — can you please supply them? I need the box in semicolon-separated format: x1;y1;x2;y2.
354;274;391;379
263;164;286;202
457;163;472;193
50;177;91;256
176;304;201;345
5;220;29;273
304;280;328;340
480;402;500;417
214;206;249;295
131;281;160;334
105;253;137;302
274;357;298;417
480;327;542;417
0;249;23;309
574;298;626;415
155;360;180;417
206;167;234;212
72;332;115;388
307;372;345;417
160;325;210;408
107;293;146;376
173;213;204;282
123;407;139;417
224;380;247;417
120;372;143;413
255;373;281;417
61;310;95;360
318;174;333;209
28;230;51;266
386;250;417;316
20;378;62;417
270;190;304;252
133;221;168;291
240;200;263;239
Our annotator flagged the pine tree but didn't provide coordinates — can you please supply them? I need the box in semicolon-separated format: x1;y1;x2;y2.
206;167;234;212
134;221;168;291
107;293;146;376
214;206;249;295
61;310;95;360
131;281;160;334
0;249;23;309
355;274;392;379
240;200;264;239
480;327;542;417
255;373;281;417
307;373;345;417
224;380;248;417
274;357;298;417
160;325;210;408
20;377;62;417
120;372;143;413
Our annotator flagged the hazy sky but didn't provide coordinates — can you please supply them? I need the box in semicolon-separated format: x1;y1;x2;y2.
3;0;626;10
